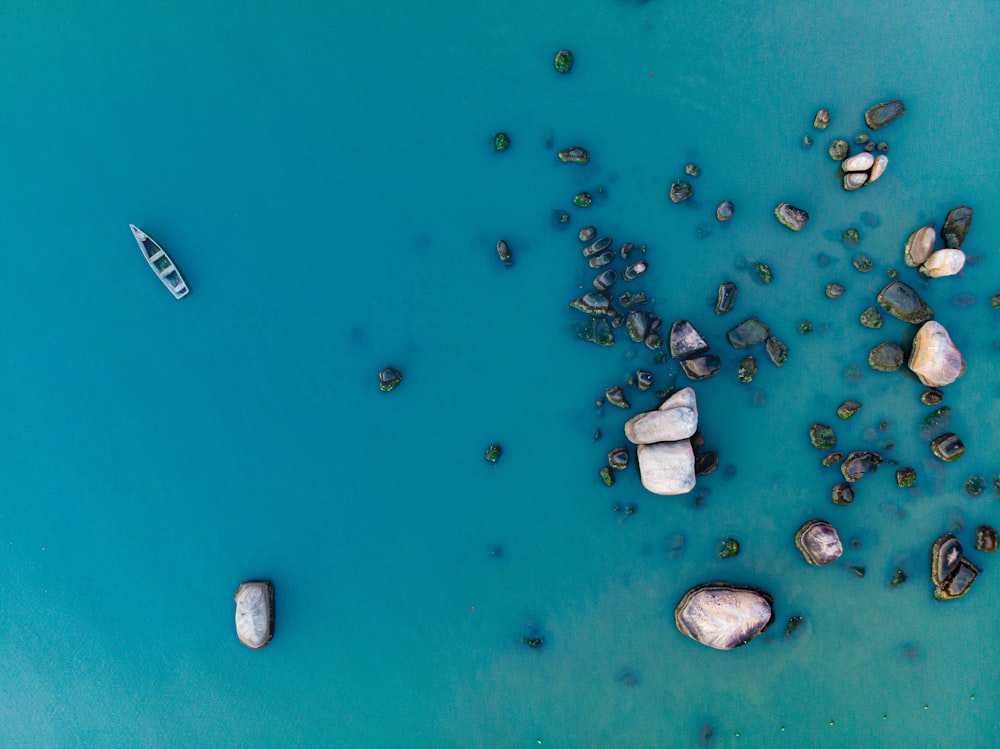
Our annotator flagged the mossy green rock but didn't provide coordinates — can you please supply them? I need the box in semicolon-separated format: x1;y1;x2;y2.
765;335;789;366
554;49;574;73
599;466;615;487
669;181;693;203
575;318;614;346
493;132;511;151
919;406;951;439
837;399;862;419
737;355;757;383
485;444;502;463
752;262;774;285
868;341;905;372
809;424;837;449
896;467;916;488
860;307;884;329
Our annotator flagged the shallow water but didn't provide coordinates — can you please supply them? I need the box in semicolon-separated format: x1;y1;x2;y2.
0;1;998;747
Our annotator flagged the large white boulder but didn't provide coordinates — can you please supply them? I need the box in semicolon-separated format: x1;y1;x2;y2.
908;320;966;386
920;249;966;278
636;441;695;495
624;408;697;444
674;583;775;650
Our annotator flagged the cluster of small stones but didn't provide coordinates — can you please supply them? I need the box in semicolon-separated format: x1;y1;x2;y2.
814;101;901;191
903;206;973;279
726;316;789;379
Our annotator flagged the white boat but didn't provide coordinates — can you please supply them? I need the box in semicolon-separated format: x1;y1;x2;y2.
129;224;189;299
234;580;274;649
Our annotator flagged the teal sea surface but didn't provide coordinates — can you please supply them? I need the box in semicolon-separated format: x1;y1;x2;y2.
1;2;998;746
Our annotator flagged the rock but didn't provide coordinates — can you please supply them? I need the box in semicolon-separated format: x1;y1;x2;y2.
674;583;775;650
813;109;831;128
795;520;843;565
626;311;649;342
843;227;861;246
919;406;952;439
578;226;596;242
896;467;916;488
965;476;985;496
852;255;874;272
856;132;870;144
765;336;789;367
715;281;738;314
495;239;513;267
864;99;906;130
837;399;862;420
636;370;653;391
669;181;693;203
809;424;837;449
589;249;615;269
644;333;662;350
859;306;884;328
920;388;944;406
752;262;774;284
558;146;589;164
797;320;813;334
821;451;842;467
935;558;979;600
843;172;868;191
569;292;611;315
378;367;403;392
592;268;617;291
904;226;936;267
716;200;734;221
605;386;630;409
575;318;614;346
942;206;973;248
931;534;963;585
485;444;502;463
726;318;770;348
832;483;854;506
841;451;880;482
574;192;593;208
930;433;965;461
618;291;646;308
680;355;721;381
842;152;875;172
669;320;710;359
493;132;511;151
623;260;648;281
868;155;888;183
719;538;740;558
636;441;696;495
599;466;615;487
868;341;905;372
829;139;850;160
920;249;966;278
608;446;630;471
695;451;719;475
975;526;998;553
624;410;697;446
908;321;966;386
877;280;933;324
825;282;846;299
774;202;809;231
737;355;757;383
582;236;613;257
660;387;698;417
685;163;700;177
234;580;275;649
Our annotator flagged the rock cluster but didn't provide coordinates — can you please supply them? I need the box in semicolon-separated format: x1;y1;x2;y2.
840;150;889;191
674;582;775;650
624;387;698;495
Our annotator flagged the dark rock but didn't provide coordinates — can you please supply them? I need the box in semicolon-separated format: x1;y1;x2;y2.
855;132;871;144
695;451;719;476
618;291;646;308
378;367;403;392
592;269;617;291
877;281;933;324
841;451;880;482
890;569;908;587
485;444;502;463
813;109;831;128
941;206;973;249
557;146;589;164
860;307;884;328
930;433;965;462
752;262;774;284
868;341;905;372
797;320;813;334
864;99;906;130
589;249;616;269
599;466;615;487
896;467;916;488
608;447;630;471
685;163;700;177
715;281;738;314
876;142;889;152
578;226;596;242
719;538;740;558
493;132;511;151
496;239;513;266
931;533;963;586
795;519;843;565
574;192;593;208
785;615;804;638
975;525;998;553
920;388;944;406
623;260;648;281
765;336;789;367
832;483;854;505
774;202;809;231
822;451;842;467
575;318;614;346
620;242;637;259
964;476;986;497
605;386;630;409
828;139;850;160
825;283;845;299
737;355;757;384
670;320;710;359
680;355;721;381
935;558;979;600
570;292;611;315
636;370;653;392
644;333;662;351
809;424;837;449
919;406;951;439
852;255;874;273
843;227;860;247
554;49;574;73
716;200;734;221
582;236;613;257
727;318;770;348
669;181;693;203
625;311;649;342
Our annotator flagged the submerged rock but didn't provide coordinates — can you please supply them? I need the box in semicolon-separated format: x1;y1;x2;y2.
592;268;618;291
908;321;966;387
674;582;775;650
485;444;502;463
809;424;837;450
623;260;648;281
795;520;843;566
774;202;809;231
636;370;653;391
625;310;649;343
379;367;403;392
636;441;696;495
716;200;734;221
868;341;905;372
877;281;934;324
765;335;789;367
680;355;721;381
669;320;710;359
864;99;906;130
896;467;917;488
235;580;275;649
557;146;589;164
554;49;574;73
582;236;613;257
669;181;693;203
493;132;511;152
737;355;757;383
726;318;770;348
589;249;616;269
618;291;646;308
904;225;935;267
921;249;966;278
715;281;738;314
574;318;614;346
860;306;884;329
975;526;998;553
941;206;973;248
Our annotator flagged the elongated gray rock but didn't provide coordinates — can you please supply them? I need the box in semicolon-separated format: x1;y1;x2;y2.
624;407;697;444
941;206;972;248
235;580;275;649
674;582;775;650
864;99;906;130
908;320;966;386
636;441;695;495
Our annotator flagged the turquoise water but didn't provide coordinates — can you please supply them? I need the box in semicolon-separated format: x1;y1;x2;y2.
1;1;998;746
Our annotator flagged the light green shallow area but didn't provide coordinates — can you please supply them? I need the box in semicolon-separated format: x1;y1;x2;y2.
0;2;997;747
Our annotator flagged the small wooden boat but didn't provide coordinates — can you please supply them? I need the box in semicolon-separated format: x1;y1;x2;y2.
129;224;189;299
234;580;274;649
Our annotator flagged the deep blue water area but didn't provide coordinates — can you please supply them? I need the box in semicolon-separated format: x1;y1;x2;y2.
0;2;998;747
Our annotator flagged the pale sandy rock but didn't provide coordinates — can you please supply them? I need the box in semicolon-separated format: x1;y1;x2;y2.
904;225;936;267
843;172;868;191
675;583;775;650
625;408;697;444
920;249;966;278
868;154;888;183
841;152;875;172
908;320;966;386
636;441;695;495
